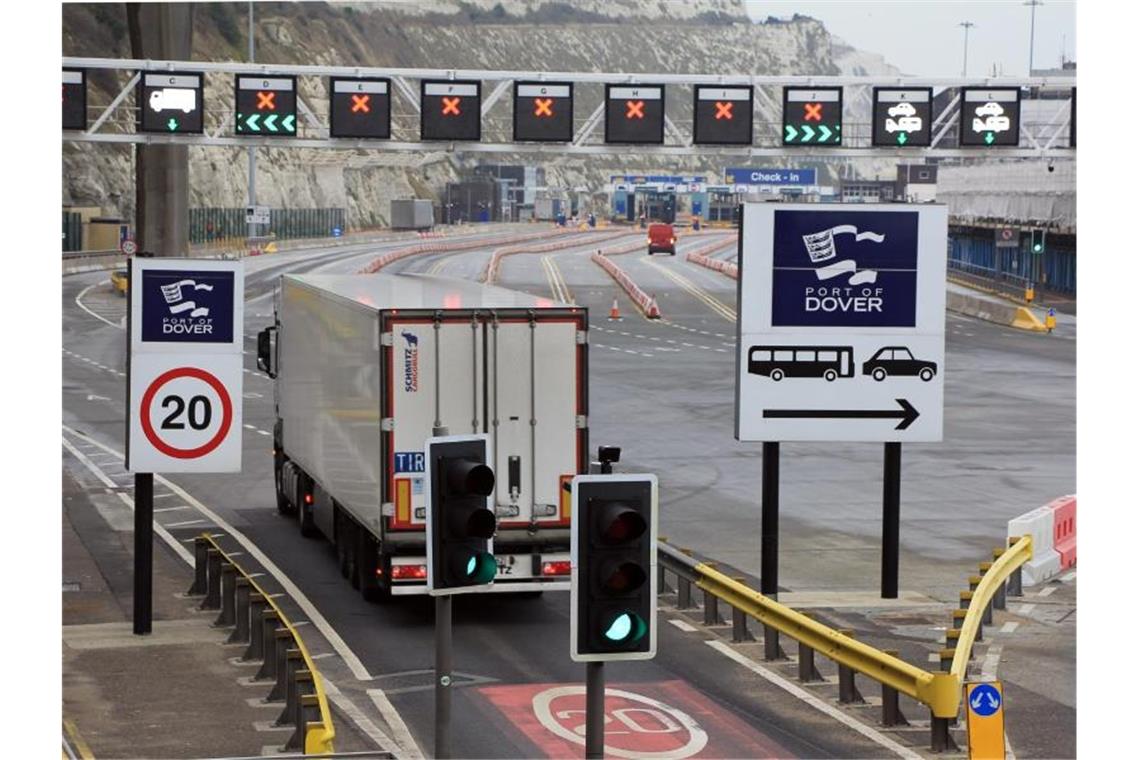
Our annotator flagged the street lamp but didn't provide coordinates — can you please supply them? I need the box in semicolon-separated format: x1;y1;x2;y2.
959;21;976;77
1024;0;1044;74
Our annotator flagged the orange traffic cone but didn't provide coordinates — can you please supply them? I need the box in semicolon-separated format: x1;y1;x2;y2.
609;298;622;321
645;295;662;319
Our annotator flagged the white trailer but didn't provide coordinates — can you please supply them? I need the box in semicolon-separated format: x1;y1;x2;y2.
258;273;588;598
390;198;435;230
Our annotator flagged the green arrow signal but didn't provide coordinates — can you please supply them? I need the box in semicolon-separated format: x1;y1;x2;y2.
167;118;178;132
817;124;832;142
801;124;815;142
897;132;908;145
282;114;295;133
984;131;995;145
264;113;278;132
245;113;260;132
785;124;797;142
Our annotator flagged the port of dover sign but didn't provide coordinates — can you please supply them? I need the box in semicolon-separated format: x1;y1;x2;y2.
734;202;947;443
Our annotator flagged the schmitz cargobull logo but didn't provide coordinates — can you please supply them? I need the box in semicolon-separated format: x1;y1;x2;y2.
771;209;918;328
402;331;420;392
141;269;235;342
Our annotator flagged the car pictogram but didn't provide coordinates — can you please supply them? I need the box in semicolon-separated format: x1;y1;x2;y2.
887;102;917;118
862;346;938;381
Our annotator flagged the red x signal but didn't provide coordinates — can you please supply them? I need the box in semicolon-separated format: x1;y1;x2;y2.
256;91;276;111
803;102;822;121
626;100;645;119
441;97;461;116
714;101;734;120
351;94;371;114
533;98;553;117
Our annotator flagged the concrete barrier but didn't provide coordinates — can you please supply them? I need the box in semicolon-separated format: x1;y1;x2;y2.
357;228;562;275
946;288;1047;332
482;230;629;283
1008;494;1076;584
684;237;738;279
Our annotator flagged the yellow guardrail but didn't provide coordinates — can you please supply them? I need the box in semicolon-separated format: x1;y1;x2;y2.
202;534;336;755
951;535;1033;681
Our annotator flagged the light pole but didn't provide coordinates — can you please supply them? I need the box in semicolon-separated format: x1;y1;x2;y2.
959;21;976;77
1024;0;1044;74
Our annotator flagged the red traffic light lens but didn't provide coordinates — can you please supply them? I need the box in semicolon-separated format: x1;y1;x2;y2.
602;559;647;593
597;503;647;545
445;458;495;496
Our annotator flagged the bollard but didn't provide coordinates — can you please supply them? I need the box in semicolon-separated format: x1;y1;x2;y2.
657;564;668;595
677;576;693;610
200;549;222;610
797;641;823;682
214;562;237;628
258;626;288;689
939;648;955;672
267;632;296;702
243;594;268;661
880;649;907;726
187;537;209;595
288;692;320;752
227;578;253;645
763;623;785;661
930;715;956;753
837;629;864;704
951;609;967;629
702;589;723;626
275;651;306;726
731;605;753;643
959;590;973;610
945;628;961;650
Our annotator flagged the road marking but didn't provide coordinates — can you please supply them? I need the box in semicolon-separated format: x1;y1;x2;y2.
1017;603;1036;615
706;640;921;759
257;429;271;436
980;644;1003;680
1000;622;1020;634
75;281;126;330
62;424;416;756
1037;585;1057;597
1059;571;1076;583
643;259;736;322
63;718;96;760
153;506;192;513
165;519;208;528
669;619;698;632
244;424;257;430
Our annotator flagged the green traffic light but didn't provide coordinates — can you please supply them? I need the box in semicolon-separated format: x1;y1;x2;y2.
461;551;497;584
603;612;648;644
466;556;477;575
1033;244;1043;253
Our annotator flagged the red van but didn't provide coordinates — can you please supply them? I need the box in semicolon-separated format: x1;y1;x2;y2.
646;223;676;255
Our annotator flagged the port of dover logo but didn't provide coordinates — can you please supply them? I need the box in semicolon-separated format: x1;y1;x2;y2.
141;269;234;342
771;210;919;328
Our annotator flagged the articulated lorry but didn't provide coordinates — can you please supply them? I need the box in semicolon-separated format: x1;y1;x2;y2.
257;273;588;598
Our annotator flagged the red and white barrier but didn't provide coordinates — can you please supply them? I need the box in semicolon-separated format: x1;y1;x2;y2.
591;242;662;319
686;236;738;279
1007;494;1076;585
356;229;562;275
481;230;629;283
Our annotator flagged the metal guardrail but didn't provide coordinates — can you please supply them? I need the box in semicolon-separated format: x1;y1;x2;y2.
657;536;1032;752
192;535;336;755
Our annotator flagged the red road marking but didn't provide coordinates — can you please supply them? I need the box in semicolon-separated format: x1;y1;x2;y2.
626;100;645;119
140;366;233;459
714;101;733;120
256;91;276;111
442;96;461;116
803;102;822;121
478;680;793;759
534;97;554;117
351;94;371;113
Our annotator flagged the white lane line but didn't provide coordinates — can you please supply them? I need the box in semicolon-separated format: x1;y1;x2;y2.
706;640;921;759
75;281;126;330
62;424;414;756
669;619;698;633
1000;622;1020;634
1018;603;1036;615
244;424;257;430
1037;585;1057;597
257;430;271;436
1059;571;1076;583
165;519;209;528
980;644;1003;680
366;688;424;758
153;505;192;514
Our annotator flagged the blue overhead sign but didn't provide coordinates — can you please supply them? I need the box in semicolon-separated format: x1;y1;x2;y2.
771;209;919;328
725;168;817;186
610;175;706;184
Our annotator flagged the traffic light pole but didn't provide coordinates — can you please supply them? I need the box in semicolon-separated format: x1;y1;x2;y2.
435;593;453;759
585;661;605;758
133;473;154;635
760;442;780;599
881;443;902;599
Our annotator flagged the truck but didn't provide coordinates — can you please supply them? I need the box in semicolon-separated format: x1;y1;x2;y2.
257;273;589;599
534;197;563;222
390;198;435;231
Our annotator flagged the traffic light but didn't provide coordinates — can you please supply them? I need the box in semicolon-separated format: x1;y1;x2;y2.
571;474;657;662
1031;228;1047;254
425;434;497;595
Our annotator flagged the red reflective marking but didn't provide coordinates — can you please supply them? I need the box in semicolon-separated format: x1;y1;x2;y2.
256;91;276;111
477;680;792;759
351;94;371;113
714;101;734;120
626;100;645;119
442;97;461;116
534;97;554;117
803;102;822;121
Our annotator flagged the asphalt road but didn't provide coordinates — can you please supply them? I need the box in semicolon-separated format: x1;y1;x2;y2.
62;227;1076;759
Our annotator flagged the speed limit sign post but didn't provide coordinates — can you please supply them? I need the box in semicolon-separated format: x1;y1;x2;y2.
125;257;244;635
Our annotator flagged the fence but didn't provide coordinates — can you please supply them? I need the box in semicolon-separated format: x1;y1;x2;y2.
190;208;347;244
948;227;1076;296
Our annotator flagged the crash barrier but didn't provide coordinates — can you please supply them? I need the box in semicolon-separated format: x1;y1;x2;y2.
684;237;739;279
61;249;126;274
945;288;1047;332
1007;495;1075;584
481;230;631;283
657;536;1031;752
591;241;663;318
190;535;335;755
358;228;572;275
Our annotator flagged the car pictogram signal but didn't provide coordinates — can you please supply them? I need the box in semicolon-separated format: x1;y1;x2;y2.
256;91;276;110
351;94;370;113
441;97;461;116
534;97;553;117
626;100;645;119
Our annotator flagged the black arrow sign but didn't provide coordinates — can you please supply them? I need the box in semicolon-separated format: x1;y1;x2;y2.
763;398;920;430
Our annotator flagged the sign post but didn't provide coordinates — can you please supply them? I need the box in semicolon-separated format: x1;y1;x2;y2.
126;258;244;633
735;202;947;597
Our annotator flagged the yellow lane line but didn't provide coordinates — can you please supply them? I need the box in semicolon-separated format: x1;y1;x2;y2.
643;258;736;322
63;718;96;760
543;255;574;303
426;258;448;276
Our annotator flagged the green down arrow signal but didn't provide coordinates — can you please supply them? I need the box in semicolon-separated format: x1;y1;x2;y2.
167;118;178;132
897;132;908;145
801;124;814;142
245;113;260;131
984;132;995;145
264;113;278;132
282;114;295;133
785;124;797;142
817;124;832;142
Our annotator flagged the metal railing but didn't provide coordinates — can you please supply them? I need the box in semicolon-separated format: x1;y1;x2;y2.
657;535;1031;752
191;535;336;755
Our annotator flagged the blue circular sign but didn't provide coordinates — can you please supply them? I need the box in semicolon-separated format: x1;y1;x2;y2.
332;227;343;237
968;683;1002;717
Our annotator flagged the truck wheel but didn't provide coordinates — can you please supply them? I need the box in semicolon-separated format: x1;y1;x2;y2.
299;497;318;538
275;468;294;516
336;512;353;579
356;532;387;602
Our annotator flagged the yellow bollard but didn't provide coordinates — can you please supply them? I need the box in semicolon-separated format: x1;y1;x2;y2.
1024;285;1035;303
1045;308;1056;333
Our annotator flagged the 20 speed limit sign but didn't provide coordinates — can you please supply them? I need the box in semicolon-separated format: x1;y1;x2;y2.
129;355;243;472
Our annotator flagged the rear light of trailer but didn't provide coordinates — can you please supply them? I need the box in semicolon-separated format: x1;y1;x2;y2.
391;564;428;580
304;493;313;505
542;560;572;576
